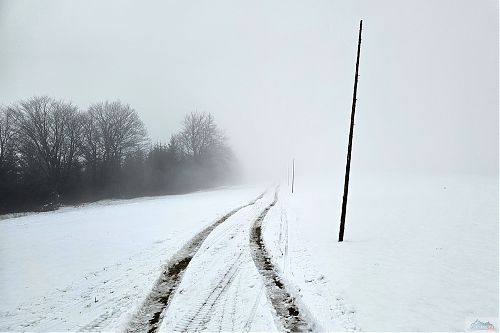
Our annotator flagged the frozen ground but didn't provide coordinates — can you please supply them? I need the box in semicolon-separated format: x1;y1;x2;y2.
0;173;497;332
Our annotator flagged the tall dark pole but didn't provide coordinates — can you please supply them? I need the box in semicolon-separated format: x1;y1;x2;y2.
291;159;295;194
339;20;363;242
287;165;289;186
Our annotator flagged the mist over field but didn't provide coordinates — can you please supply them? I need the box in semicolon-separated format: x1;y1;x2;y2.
1;0;497;181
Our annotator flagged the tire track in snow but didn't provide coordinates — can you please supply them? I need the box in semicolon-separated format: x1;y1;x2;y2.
125;191;265;333
278;206;289;274
250;187;318;332
79;306;122;331
243;283;265;332
173;252;244;332
160;190;276;332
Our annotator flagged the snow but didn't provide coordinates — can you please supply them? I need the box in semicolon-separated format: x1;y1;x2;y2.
263;172;498;331
159;190;278;332
1;173;497;332
0;186;263;331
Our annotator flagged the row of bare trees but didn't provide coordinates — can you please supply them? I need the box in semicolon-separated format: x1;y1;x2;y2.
0;96;238;214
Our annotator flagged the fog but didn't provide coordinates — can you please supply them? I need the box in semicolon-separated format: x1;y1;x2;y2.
0;0;498;181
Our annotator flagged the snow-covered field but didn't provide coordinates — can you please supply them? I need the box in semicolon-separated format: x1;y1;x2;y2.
0;173;497;332
264;172;498;331
0;187;263;331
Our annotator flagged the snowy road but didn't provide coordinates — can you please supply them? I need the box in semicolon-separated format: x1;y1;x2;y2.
138;187;316;332
249;188;318;332
158;190;277;332
126;190;268;332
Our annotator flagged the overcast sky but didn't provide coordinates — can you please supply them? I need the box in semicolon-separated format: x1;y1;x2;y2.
0;0;498;179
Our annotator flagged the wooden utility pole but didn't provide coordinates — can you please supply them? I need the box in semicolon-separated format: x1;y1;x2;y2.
291;159;295;194
287;165;290;186
339;20;363;242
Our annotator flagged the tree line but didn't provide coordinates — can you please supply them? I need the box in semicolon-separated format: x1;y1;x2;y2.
0;96;239;214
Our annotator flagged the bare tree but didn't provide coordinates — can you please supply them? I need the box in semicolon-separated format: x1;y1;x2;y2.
1;97;240;213
85;101;147;167
0;106;16;172
80;101;148;195
10;96;83;196
178;112;226;160
175;112;237;188
80;109;103;185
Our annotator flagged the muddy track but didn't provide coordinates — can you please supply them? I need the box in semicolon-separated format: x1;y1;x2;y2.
125;191;265;333
250;187;317;332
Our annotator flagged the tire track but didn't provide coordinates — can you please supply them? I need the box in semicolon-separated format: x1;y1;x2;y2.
243;283;264;332
79;306;121;331
173;252;244;332
250;187;317;332
278;206;289;274
125;191;265;333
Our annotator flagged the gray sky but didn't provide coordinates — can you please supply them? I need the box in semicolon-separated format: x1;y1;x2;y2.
0;0;498;178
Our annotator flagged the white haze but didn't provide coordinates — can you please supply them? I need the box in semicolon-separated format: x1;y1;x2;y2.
0;0;498;181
